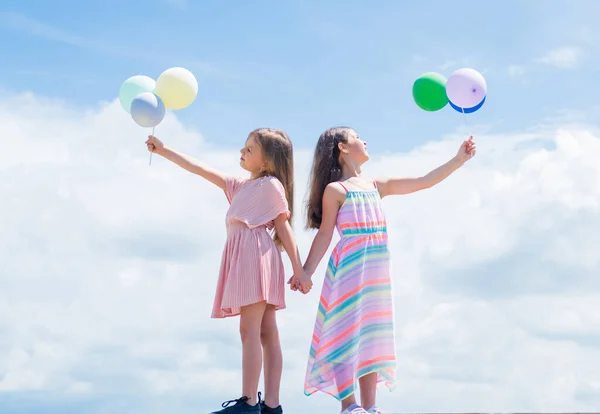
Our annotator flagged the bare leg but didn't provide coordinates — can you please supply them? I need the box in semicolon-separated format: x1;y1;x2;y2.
240;301;268;406
359;372;378;410
260;305;282;408
341;394;359;412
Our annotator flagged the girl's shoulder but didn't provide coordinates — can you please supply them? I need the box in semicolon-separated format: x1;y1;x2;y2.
224;176;250;203
324;181;350;205
237;176;286;202
245;176;290;218
226;175;249;186
258;175;285;191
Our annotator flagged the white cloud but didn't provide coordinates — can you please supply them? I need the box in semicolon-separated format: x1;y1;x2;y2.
508;64;526;77
1;93;600;413
438;60;456;70
436;58;476;73
536;46;584;69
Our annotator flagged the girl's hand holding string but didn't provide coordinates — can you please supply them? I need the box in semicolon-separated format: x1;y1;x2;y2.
146;135;164;154
454;135;476;165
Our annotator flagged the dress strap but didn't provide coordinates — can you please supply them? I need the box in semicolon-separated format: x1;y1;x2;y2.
338;181;348;192
372;179;378;189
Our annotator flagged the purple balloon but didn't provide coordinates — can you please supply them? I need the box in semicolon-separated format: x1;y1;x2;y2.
446;68;487;109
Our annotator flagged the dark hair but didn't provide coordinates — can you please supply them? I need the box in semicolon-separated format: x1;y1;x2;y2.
251;128;294;247
305;126;352;229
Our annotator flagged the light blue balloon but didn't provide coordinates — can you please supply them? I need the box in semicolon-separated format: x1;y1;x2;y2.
130;92;166;128
119;75;156;113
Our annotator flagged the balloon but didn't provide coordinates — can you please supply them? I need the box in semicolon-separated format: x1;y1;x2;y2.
119;75;156;113
446;68;487;110
130;92;165;128
449;95;486;113
412;72;448;111
154;67;198;110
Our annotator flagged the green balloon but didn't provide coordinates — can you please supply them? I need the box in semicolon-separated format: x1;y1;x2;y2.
412;72;448;111
119;75;156;114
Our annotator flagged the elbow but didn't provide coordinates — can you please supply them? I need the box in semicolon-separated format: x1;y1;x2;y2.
419;177;434;190
274;225;290;243
274;214;290;232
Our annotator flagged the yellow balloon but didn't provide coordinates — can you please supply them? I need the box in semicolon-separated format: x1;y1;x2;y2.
154;67;198;110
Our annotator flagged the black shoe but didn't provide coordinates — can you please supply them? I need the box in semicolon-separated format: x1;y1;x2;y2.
209;394;261;414
259;400;283;414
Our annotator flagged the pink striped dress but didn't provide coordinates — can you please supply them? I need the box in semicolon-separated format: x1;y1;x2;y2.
304;182;396;400
211;175;290;318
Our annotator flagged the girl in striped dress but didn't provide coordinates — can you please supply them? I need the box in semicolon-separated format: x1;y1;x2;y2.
290;127;475;414
146;128;307;414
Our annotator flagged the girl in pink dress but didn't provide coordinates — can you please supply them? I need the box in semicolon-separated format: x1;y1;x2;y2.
146;128;307;414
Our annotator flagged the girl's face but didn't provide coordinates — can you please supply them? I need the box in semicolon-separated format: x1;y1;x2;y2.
340;129;369;165
240;134;267;175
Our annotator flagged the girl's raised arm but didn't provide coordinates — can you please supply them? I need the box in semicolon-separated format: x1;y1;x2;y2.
146;135;226;190
376;136;475;197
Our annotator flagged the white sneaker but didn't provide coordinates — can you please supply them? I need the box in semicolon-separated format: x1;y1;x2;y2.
366;406;385;414
340;404;368;414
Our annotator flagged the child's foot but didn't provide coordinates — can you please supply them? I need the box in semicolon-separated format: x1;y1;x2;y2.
260;400;283;414
340;404;368;414
209;395;260;414
365;406;384;414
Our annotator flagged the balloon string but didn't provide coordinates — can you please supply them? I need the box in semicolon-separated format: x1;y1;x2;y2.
149;126;155;166
461;107;472;138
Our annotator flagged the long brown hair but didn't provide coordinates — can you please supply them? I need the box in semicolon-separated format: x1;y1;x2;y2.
252;128;294;247
305;126;352;229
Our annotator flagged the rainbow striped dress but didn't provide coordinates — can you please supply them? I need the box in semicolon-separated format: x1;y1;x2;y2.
304;183;396;401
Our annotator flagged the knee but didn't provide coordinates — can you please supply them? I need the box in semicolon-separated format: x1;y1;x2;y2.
239;324;261;343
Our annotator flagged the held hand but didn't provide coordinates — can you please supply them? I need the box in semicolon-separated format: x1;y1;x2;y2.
287;275;299;291
145;135;165;154
287;271;313;294
455;136;476;165
298;271;313;294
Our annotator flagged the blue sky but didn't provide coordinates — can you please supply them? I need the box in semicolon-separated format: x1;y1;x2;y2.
2;0;598;152
2;1;600;414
